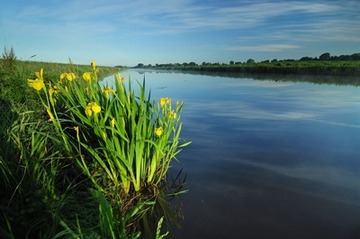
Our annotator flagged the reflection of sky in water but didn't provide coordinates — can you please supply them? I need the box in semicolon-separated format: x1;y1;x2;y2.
104;71;360;238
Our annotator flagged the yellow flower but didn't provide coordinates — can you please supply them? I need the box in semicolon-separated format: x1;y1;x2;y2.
82;72;92;81
85;104;93;117
35;68;44;80
154;127;163;137
160;97;171;107
110;118;116;128
60;72;76;81
67;73;76;81
166;110;177;119
27;78;45;91
60;73;67;81
28;68;45;91
91;102;101;114
115;73;124;82
48;85;59;96
85;102;101;117
91;60;96;71
101;86;116;99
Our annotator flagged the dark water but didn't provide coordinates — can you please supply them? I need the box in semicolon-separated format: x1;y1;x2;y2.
104;70;360;239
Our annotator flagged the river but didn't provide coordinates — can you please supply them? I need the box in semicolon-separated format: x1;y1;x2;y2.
103;70;360;239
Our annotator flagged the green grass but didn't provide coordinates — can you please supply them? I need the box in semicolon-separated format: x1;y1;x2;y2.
139;59;360;77
1;54;189;238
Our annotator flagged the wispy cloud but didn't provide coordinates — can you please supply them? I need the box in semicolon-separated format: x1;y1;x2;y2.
13;0;346;34
225;44;301;52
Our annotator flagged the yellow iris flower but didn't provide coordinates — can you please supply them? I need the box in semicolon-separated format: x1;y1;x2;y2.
35;68;44;80
154;127;163;137
67;73;76;81
85;105;93;117
115;73;124;83
28;68;45;91
85;102;101;117
82;72;92;81
160;97;171;107
166;110;177;119
48;85;59;96
28;78;45;91
91;102;101;114
101;86;116;99
60;72;76;81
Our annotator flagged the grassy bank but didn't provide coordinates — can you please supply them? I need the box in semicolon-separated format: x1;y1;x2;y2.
136;53;360;77
1;53;189;238
0;58;119;108
176;60;360;76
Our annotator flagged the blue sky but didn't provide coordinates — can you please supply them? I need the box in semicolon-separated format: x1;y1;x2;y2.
1;0;359;66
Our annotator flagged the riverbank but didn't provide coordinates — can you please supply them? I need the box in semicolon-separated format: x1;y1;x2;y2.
135;59;360;77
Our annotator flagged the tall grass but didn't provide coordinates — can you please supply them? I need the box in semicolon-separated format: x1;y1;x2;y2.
30;61;190;200
0;111;68;238
0;56;190;238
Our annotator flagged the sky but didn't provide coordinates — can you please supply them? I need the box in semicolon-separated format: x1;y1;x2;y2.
1;0;359;66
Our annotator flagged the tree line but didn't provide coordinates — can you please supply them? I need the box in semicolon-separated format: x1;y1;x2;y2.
134;52;360;69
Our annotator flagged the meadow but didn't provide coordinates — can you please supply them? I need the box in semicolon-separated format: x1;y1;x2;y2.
0;49;189;238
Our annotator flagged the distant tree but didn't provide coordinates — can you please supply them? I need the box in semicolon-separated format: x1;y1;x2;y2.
300;56;314;61
229;60;234;65
339;55;352;61
246;59;255;64
351;53;360;60
136;63;144;68
188;62;197;66
319;52;331;60
271;59;278;63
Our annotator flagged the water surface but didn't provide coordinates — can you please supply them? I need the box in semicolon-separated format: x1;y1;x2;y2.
104;71;360;239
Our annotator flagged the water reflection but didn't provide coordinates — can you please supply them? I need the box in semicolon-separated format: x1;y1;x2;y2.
138;167;186;239
103;70;360;239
